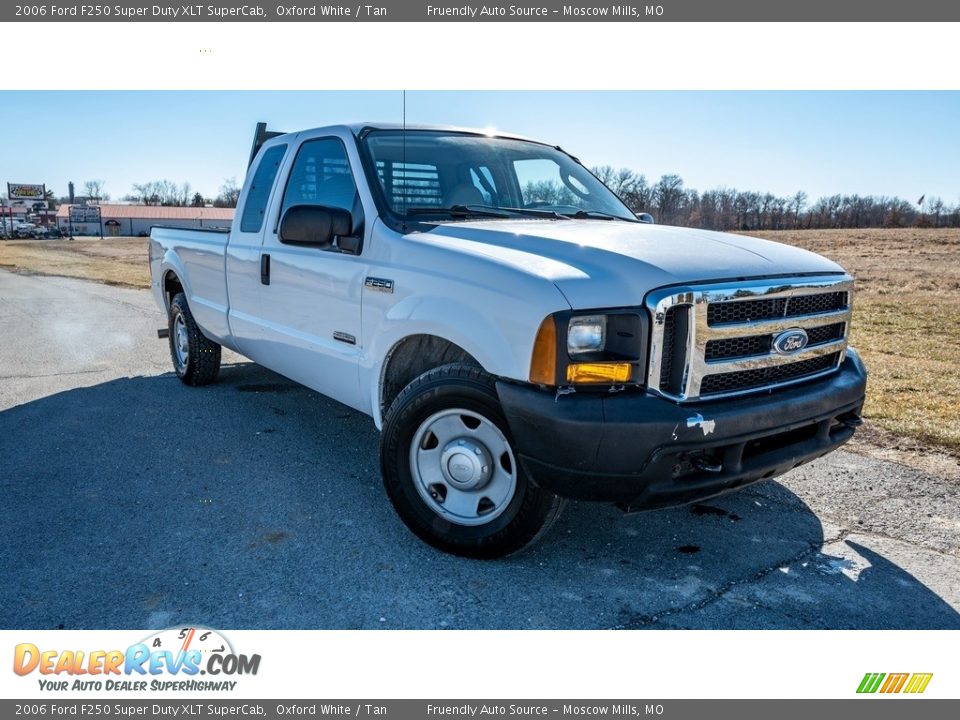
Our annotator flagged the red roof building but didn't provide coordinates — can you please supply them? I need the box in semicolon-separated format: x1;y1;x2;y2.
55;204;234;236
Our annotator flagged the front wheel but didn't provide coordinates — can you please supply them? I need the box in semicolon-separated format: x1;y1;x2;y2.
380;363;564;559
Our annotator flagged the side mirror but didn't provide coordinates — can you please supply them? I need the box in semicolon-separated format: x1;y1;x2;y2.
636;212;655;224
279;204;353;248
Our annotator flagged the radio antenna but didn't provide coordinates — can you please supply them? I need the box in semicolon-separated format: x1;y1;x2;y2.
401;89;407;226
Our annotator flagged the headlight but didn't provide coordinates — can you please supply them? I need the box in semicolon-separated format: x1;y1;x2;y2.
567;315;606;355
529;310;648;387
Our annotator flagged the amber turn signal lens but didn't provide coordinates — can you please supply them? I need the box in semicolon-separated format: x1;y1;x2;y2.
529;316;558;385
566;362;632;384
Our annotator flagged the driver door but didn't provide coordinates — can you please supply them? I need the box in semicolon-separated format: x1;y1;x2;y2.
255;135;368;411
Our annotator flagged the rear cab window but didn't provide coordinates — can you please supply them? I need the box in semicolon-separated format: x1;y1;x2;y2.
240;144;287;233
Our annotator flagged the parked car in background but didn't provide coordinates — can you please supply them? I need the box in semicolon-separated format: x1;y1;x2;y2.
14;223;41;239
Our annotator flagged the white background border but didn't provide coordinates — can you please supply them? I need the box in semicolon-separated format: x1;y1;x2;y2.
2;629;954;699
3;22;959;90
1;18;957;702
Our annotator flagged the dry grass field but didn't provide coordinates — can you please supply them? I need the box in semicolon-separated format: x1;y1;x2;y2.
2;228;958;456
0;236;150;289
741;228;960;456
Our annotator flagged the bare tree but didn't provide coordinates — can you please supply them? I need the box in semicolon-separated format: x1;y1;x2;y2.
790;191;807;228
592;166;616;186
175;182;192;207
131;182;161;205
592;167;649;206
929;197;945;227
653;174;685;225
214;177;242;208
129;180;196;206
83;180;109;203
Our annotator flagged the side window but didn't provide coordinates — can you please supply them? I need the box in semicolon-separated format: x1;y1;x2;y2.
240;144;287;233
281;138;358;216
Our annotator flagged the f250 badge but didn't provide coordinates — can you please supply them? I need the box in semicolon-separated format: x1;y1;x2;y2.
773;328;809;355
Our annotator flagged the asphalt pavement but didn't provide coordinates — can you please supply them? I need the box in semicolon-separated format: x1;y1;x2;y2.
1;269;958;629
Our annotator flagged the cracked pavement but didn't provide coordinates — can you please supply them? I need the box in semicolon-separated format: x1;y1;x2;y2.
1;270;958;629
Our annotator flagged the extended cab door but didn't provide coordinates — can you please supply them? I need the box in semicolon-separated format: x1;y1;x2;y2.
225;142;288;356
255;135;368;411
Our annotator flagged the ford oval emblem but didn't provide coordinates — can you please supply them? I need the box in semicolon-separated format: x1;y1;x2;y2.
773;328;809;355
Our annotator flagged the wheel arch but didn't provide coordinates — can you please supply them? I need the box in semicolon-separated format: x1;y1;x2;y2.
162;269;185;311
378;334;482;422
157;248;193;314
365;290;555;428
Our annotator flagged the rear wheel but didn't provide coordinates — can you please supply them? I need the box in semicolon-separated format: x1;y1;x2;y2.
168;291;221;386
380;363;564;558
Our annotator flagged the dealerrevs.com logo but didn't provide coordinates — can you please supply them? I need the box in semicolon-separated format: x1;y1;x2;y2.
13;627;261;692
857;673;933;694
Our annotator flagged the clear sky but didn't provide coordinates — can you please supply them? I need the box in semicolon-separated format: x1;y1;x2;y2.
1;91;957;204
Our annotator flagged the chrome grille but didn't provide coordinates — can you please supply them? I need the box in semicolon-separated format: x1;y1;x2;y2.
646;275;853;401
699;352;841;395
707;291;848;326
704;333;772;362
704;321;846;362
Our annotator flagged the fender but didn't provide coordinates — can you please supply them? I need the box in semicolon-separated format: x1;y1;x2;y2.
362;293;563;429
158;249;232;345
157;250;192;312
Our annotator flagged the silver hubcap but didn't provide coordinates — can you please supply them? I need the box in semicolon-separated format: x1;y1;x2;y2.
409;409;518;526
173;313;189;368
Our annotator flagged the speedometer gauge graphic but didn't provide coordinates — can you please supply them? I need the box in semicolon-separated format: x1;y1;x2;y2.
141;627;234;659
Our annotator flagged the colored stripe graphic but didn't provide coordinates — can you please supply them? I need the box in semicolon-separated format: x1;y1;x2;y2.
857;673;885;693
904;673;933;694
857;672;932;694
880;673;909;693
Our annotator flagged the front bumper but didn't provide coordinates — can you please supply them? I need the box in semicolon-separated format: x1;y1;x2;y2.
496;349;867;511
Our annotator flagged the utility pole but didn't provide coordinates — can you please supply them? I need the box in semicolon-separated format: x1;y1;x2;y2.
68;182;75;240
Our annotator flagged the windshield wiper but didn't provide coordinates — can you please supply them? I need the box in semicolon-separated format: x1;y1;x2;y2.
404;204;570;220
405;205;513;218
487;205;571;220
565;209;637;222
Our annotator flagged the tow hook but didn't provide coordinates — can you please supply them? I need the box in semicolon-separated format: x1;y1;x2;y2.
692;456;723;473
839;413;864;429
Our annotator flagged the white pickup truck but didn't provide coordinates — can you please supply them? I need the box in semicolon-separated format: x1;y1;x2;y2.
150;122;867;558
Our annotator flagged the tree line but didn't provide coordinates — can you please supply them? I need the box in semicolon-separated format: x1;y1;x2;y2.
39;171;960;230
48;178;242;209
121;178;241;208
591;167;960;229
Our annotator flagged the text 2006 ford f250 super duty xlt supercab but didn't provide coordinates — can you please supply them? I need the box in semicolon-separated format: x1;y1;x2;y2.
150;122;867;558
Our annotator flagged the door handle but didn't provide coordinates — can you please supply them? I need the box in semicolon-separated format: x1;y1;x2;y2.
260;253;270;285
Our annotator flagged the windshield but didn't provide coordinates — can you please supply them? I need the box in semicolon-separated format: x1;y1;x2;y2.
362;130;637;222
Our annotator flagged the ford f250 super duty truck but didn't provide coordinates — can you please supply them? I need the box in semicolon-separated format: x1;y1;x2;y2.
150;122;867;558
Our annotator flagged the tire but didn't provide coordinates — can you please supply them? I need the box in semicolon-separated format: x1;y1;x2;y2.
168;291;221;386
380;363;564;559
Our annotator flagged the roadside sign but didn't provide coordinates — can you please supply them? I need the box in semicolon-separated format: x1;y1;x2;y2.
7;183;46;201
69;205;102;223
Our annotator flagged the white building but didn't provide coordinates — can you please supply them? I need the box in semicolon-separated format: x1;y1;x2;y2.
56;204;234;236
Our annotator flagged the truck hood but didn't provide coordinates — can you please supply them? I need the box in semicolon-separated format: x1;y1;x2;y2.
416;219;845;308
